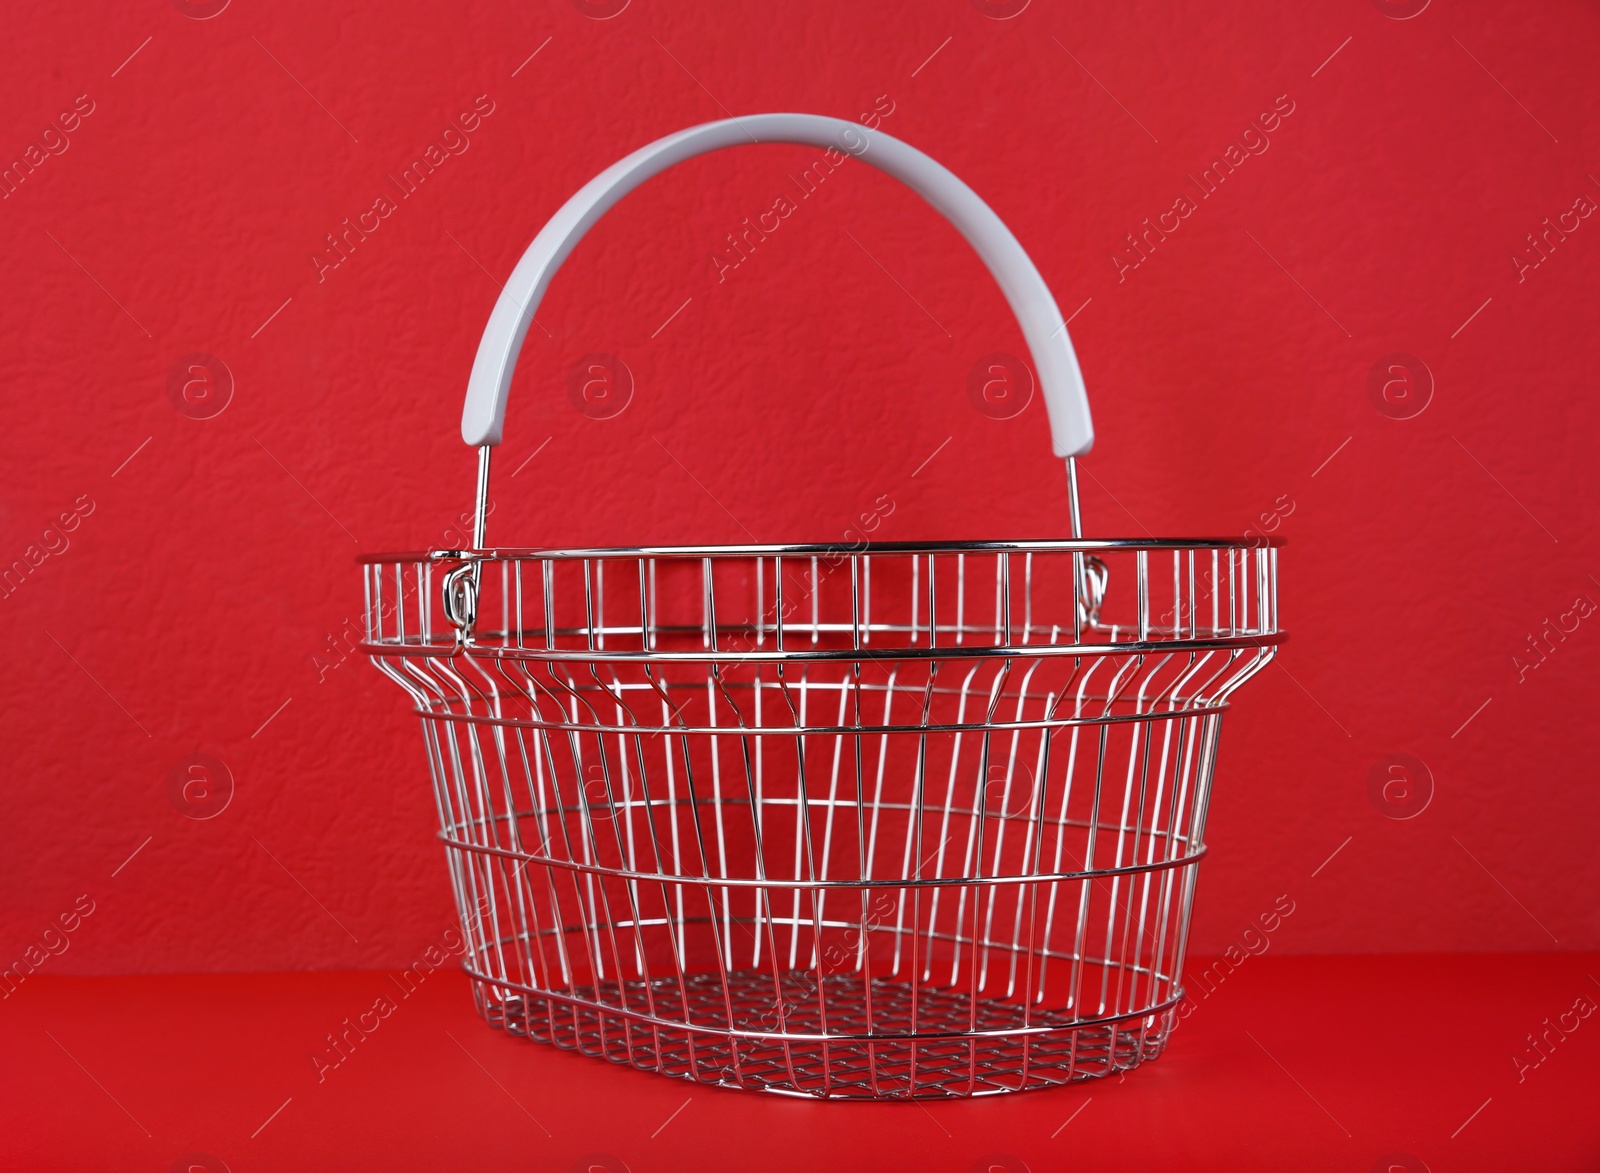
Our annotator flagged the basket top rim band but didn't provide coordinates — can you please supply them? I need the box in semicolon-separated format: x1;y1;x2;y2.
357;537;1284;564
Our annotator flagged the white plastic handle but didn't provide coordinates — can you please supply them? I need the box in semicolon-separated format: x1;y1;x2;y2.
462;113;1094;457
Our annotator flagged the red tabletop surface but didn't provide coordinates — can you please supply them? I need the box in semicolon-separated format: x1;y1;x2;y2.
2;954;1597;1171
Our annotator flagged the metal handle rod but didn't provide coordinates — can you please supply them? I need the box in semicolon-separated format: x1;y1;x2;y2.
473;445;492;550
1065;458;1083;542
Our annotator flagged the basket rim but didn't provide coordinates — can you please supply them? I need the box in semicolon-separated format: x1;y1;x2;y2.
357;536;1284;564
359;632;1285;663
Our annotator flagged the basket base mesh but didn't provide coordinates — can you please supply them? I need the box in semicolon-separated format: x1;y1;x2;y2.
472;971;1171;1099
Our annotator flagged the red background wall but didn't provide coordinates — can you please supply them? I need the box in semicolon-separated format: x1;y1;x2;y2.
2;0;1597;975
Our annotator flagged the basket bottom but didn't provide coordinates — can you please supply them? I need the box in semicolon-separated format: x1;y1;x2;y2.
471;970;1173;1099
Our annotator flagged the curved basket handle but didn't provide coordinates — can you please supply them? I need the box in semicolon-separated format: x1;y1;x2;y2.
462;113;1095;458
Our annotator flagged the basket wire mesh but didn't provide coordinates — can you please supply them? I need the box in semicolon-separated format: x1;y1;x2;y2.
362;525;1280;1098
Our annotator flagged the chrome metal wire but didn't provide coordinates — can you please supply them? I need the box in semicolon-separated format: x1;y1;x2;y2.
362;512;1281;1098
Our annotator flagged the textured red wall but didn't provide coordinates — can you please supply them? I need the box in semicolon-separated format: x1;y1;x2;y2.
2;0;1597;974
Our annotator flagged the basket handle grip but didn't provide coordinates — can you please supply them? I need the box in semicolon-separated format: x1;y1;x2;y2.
461;113;1095;458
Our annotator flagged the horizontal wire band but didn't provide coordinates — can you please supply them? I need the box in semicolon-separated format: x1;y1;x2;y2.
437;832;1206;888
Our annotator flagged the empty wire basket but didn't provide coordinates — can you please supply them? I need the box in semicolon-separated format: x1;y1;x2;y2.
362;114;1281;1099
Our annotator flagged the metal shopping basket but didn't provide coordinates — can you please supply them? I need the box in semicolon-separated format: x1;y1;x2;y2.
361;114;1282;1099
